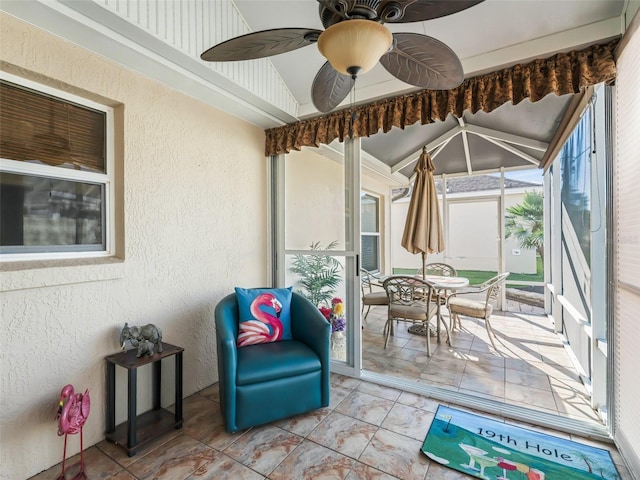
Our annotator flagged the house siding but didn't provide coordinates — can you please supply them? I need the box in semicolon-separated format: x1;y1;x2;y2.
0;13;267;479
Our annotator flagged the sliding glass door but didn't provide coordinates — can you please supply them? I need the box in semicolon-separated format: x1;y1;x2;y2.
270;139;361;376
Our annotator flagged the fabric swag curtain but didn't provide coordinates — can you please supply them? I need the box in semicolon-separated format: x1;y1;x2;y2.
264;39;618;157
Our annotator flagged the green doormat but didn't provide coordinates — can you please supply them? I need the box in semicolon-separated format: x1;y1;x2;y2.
421;405;620;480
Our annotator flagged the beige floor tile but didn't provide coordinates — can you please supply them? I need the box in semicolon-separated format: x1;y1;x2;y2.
331;372;361;389
425;357;467;373
334;390;395;426
273;407;332;437
356;382;403;401
504;357;546;375
28;304;630;480
470;351;506;366
307;411;378;459
459;373;505;398
180;393;223;440
359;428;430;480
419;368;464;388
393;347;432;365
505;369;551;391
346;462;400;480
507;400;558;416
268;440;355;480
96;430;184;468
30;447;124;480
463;360;505;380
396;392;441;413
126;435;217;480
185;451;264;480
329;384;356;410
222;426;302;476
504;383;557;410
553;395;600;422
380;403;435;441
28;373;633;480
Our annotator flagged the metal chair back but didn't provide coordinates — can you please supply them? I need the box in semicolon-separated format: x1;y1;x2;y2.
418;263;457;278
382;276;437;355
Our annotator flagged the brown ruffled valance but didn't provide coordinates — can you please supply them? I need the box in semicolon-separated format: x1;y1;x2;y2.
265;39;619;156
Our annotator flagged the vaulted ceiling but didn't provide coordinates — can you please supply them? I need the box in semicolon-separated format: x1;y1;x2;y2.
2;0;629;185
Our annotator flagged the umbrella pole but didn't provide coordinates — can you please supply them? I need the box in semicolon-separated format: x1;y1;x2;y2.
421;252;426;280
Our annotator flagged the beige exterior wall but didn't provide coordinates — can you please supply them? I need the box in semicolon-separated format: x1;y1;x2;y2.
284;148;346;251
283;148;393;302
391;190;539;274
0;14;267;479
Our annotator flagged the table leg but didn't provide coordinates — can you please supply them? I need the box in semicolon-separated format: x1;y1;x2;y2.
175;352;183;427
436;296;441;343
106;362;115;433
127;368;137;455
152;360;161;411
437;292;453;347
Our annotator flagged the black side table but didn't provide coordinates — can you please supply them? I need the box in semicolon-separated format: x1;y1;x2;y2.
105;342;183;456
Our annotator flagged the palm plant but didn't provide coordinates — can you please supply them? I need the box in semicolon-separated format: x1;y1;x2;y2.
290;240;343;307
505;190;544;262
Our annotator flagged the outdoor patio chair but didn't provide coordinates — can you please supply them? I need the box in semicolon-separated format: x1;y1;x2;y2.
214;291;330;433
382;276;438;356
361;268;388;322
417;262;457;278
418;262;458;303
447;272;510;350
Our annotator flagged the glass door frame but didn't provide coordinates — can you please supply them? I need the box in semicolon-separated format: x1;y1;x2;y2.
268;138;363;378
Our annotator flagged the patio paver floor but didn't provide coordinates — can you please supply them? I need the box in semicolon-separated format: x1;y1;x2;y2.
361;304;600;424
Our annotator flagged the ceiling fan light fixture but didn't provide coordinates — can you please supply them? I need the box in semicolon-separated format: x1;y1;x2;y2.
317;19;392;77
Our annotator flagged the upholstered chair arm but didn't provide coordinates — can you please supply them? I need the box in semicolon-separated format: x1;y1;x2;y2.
290;293;331;359
214;294;239;426
290;293;331;406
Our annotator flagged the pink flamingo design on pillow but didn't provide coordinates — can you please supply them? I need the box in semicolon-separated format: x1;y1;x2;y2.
238;293;284;346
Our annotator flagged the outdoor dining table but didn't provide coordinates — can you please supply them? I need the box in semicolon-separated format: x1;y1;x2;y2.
377;274;470;346
423;275;470;346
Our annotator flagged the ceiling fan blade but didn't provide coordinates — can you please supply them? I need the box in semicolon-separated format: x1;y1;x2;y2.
379;33;463;89
311;62;356;113
201;28;322;61
380;0;485;23
317;0;353;19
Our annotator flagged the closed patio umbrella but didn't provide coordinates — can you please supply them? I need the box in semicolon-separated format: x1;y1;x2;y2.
401;147;445;279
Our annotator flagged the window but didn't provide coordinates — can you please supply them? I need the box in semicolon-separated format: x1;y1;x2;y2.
0;73;113;259
560;108;591;265
361;192;380;272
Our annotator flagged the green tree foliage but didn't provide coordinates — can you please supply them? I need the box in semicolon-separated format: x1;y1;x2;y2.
290;241;343;307
505;191;544;262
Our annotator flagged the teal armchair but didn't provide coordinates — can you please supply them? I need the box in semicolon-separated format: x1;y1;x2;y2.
214;292;331;433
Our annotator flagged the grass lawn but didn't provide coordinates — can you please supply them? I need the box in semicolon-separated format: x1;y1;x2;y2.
393;257;543;286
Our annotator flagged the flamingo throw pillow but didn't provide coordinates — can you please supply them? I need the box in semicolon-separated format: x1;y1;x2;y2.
235;287;293;347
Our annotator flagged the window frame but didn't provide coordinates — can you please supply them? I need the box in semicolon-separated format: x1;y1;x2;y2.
0;71;115;261
360;191;381;273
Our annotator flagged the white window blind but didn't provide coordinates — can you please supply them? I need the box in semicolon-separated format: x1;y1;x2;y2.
613;14;640;476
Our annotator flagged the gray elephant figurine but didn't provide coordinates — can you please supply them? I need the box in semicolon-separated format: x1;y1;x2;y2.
120;323;163;355
131;338;156;357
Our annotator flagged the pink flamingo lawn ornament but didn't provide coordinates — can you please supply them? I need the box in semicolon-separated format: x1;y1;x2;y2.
237;293;283;346
55;384;90;480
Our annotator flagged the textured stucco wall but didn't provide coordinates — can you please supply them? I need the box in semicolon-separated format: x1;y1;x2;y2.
284;148;346;251
0;13;267;480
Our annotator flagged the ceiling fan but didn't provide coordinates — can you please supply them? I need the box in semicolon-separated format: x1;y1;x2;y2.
201;0;485;113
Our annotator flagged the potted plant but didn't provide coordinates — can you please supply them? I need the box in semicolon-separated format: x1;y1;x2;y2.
289;240;343;307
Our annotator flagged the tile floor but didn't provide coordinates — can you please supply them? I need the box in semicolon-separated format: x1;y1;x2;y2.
360;304;600;423
30;373;633;480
